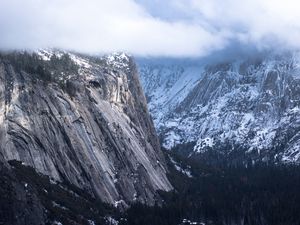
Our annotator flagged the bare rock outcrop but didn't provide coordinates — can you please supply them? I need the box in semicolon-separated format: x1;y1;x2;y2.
0;50;172;206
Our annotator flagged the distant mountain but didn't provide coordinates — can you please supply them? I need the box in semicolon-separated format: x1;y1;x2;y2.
138;52;300;164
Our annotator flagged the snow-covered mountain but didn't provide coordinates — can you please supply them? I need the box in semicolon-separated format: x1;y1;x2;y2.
138;52;300;163
138;58;204;126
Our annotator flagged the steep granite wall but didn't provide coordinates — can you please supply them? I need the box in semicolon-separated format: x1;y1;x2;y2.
0;50;172;206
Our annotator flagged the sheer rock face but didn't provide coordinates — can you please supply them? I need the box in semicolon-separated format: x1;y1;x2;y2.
0;51;172;206
139;52;300;163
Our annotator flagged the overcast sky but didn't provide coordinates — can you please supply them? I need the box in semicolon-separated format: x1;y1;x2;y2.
0;0;299;57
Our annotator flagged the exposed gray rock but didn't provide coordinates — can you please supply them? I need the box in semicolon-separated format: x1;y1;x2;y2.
0;50;172;206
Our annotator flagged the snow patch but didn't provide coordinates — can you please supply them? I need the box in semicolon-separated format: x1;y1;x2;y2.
169;157;193;178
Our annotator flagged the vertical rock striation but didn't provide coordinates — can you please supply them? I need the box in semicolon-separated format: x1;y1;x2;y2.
0;50;172;206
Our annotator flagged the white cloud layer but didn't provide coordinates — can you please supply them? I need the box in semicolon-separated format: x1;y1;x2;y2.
0;0;300;56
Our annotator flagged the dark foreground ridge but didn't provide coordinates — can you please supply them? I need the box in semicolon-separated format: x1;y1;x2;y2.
0;160;117;225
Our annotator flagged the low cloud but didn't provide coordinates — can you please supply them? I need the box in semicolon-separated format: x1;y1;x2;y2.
0;0;299;57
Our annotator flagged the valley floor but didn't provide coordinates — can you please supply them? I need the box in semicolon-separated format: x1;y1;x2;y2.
121;150;300;225
1;149;300;225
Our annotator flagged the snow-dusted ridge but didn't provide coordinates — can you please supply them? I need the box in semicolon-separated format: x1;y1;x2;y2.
104;52;131;71
139;52;300;163
37;49;130;69
138;58;204;125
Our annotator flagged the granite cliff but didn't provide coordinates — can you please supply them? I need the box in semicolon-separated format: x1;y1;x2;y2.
0;50;172;210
